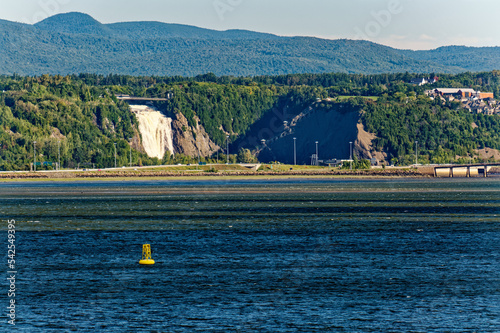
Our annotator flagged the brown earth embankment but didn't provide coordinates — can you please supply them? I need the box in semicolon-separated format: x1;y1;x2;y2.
0;169;426;180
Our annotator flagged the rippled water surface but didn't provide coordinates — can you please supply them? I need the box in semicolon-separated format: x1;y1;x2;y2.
1;178;500;332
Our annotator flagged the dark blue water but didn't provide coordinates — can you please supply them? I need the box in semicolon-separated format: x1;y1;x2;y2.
1;178;500;332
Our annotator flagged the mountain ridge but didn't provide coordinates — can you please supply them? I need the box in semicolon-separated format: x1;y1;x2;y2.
0;12;499;76
34;12;281;40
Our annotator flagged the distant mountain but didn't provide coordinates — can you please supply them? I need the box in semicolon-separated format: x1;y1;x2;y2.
34;12;279;40
0;12;499;76
34;12;112;36
403;46;500;73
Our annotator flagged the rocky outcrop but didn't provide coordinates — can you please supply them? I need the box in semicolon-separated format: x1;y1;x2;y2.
247;102;386;164
474;148;500;161
170;112;220;157
355;122;387;163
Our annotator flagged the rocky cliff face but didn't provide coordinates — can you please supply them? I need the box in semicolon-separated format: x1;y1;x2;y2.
237;101;384;164
170;112;220;157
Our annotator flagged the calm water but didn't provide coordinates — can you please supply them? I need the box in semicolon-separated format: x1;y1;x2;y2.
1;178;500;332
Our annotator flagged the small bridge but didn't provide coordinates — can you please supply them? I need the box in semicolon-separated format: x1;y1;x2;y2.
420;163;500;177
115;94;172;102
239;163;262;171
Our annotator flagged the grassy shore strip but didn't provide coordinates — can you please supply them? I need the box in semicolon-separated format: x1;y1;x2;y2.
0;169;426;181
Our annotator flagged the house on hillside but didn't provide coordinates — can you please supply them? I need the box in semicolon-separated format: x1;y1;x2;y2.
409;77;438;86
428;88;495;100
410;78;428;86
474;91;494;99
432;88;476;98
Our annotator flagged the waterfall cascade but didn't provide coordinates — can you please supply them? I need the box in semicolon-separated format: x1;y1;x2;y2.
130;105;175;159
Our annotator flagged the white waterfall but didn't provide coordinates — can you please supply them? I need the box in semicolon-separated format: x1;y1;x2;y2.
130;105;174;160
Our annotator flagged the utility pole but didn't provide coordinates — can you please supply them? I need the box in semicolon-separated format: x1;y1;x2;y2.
293;137;296;165
114;143;117;168
129;138;132;168
349;141;353;170
315;141;319;166
58;141;61;170
33;141;37;172
226;135;229;164
415;141;418;165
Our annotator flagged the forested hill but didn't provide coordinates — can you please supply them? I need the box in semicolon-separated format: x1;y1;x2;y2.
1;71;500;171
1;12;500;76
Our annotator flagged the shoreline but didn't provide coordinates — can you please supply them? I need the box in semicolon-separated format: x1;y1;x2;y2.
0;169;428;182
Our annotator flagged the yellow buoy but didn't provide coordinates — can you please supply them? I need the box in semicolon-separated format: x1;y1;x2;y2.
139;244;155;265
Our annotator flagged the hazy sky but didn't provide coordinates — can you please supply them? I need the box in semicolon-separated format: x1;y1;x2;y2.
2;0;499;50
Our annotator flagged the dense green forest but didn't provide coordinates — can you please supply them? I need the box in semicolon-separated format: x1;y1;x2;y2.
2;12;500;76
76;71;500;99
0;71;499;170
0;75;158;170
363;97;500;165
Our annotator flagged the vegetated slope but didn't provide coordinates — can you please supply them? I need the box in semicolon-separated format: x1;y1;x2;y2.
404;46;500;73
35;12;279;40
0;76;150;170
34;12;113;36
1;72;500;171
361;97;500;165
2;12;496;76
235;95;500;166
159;72;500;165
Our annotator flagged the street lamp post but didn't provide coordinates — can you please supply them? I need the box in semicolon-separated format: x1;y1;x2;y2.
33;141;37;172
129;138;132;168
415;141;418;166
293;137;296;165
226;135;229;164
58;141;61;171
349;141;353;170
114;143;117;168
315;141;319;166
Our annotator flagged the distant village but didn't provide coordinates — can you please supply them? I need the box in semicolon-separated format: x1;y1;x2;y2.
426;88;499;115
410;77;499;115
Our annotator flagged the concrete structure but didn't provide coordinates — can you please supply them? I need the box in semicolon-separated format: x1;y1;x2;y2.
428;163;499;177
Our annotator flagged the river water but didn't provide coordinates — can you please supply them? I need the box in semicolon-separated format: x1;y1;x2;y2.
1;178;500;332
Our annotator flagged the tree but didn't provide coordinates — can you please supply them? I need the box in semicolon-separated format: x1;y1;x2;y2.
237;148;257;163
